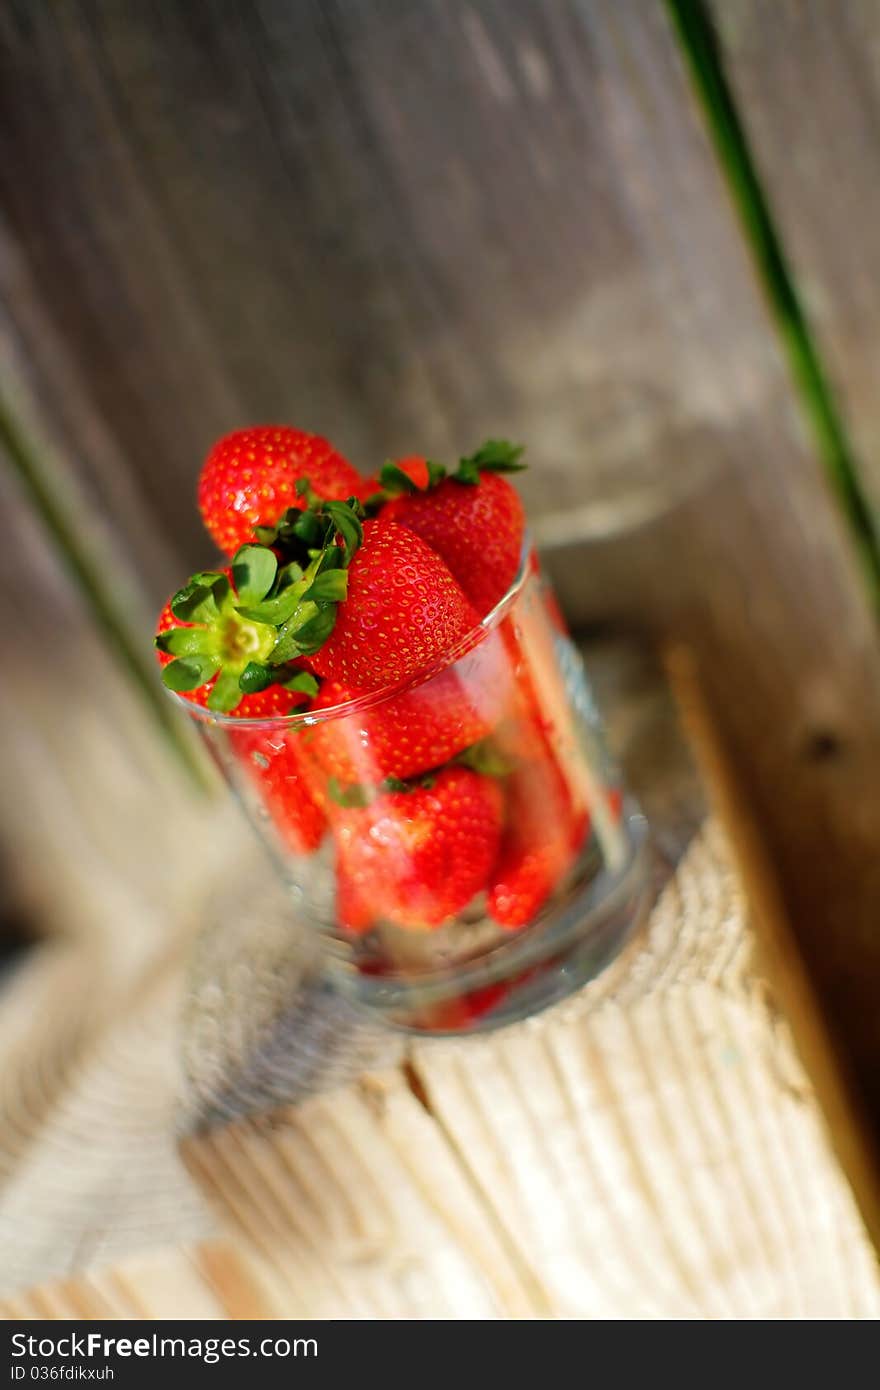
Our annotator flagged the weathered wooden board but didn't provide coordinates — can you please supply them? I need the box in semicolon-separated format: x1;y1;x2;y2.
5;823;880;1319
708;0;880;519
0;307;256;999
0;0;805;608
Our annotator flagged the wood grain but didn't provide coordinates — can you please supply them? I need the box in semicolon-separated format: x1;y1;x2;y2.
6;823;880;1319
708;0;880;521
0;0;803;609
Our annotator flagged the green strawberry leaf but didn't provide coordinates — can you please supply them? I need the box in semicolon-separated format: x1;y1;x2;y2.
322;500;363;563
452;460;481;485
425;459;447;488
282;670;319;698
170;572;230;623
161;653;221;692
234;585;306;625
301;568;348;604
458;439;526;476
207;666;244;713
232;545;278;606
291;509;327;549
154;626;215;658
238;661;276;694
276;560;305;591
239;662;319;699
379;461;420;495
288;604;337;654
316;544;345;572
255;507;313;548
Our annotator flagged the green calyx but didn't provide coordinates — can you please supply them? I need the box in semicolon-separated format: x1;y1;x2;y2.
375;458;446;500
452;438;526;486
156;554;280;713
254;492;363;563
367;439;526;507
157;495;366;712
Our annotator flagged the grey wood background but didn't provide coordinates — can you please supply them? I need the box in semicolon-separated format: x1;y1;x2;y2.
711;0;880;518
0;0;792;601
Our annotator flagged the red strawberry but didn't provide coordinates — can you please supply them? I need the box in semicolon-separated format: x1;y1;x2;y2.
198;426;368;556
302;627;512;785
488;754;589;930
229;726;326;855
381;445;525;616
335;861;379;936
334;766;503;932
310;520;478;691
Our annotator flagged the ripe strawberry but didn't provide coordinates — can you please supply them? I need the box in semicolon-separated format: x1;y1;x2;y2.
310;520;478;691
302;676;484;784
198;426;368;556
380;441;526;617
488;754;590;930
334;766;503;932
229;726;326;855
335;861;379;936
302;626;513;785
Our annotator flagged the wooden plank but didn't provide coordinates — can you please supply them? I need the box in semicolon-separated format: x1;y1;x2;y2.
180;1080;541;1318
707;0;880;520
411;822;880;1318
10;821;880;1318
0;954;214;1297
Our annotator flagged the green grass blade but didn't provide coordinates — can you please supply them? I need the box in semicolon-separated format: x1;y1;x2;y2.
0;395;212;792
665;0;880;602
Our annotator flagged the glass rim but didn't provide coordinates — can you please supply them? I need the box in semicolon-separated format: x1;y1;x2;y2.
171;535;534;730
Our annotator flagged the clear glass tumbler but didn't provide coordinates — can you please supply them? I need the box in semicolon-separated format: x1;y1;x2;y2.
178;546;650;1034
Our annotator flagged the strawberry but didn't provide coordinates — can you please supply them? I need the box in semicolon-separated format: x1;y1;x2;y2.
335;861;379;936
488;753;590;930
379;440;526;616
229;725;326;855
334;766;503;932
303;675;487;785
198;426;368;556
302;625;513;785
310;520;478;691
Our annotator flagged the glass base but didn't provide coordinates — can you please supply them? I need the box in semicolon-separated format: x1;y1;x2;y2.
330;808;652;1036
